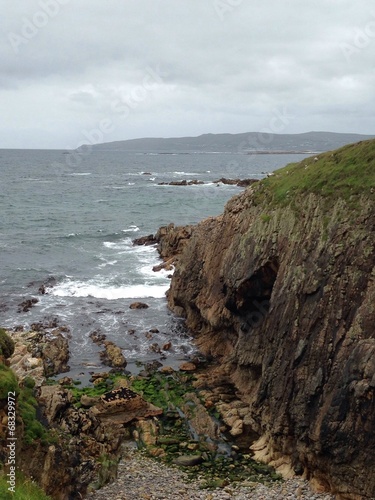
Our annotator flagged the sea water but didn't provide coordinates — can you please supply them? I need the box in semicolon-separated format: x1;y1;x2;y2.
0;149;307;379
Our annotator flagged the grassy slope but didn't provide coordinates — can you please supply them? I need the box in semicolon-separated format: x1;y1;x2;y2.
257;139;375;206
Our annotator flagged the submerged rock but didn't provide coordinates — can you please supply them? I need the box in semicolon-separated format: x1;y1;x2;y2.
157;179;204;186
129;302;149;309
17;297;38;313
213;177;259;187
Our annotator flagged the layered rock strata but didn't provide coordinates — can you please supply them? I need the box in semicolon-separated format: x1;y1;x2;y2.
160;143;375;499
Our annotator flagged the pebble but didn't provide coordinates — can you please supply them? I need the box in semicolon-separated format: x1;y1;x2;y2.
88;448;335;500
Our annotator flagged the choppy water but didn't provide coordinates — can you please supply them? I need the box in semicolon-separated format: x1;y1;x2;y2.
0;148;307;379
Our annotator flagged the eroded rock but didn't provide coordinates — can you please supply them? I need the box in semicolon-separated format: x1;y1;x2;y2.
90;387;163;424
162;151;375;498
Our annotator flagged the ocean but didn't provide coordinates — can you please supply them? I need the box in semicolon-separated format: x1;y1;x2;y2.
0;148;308;380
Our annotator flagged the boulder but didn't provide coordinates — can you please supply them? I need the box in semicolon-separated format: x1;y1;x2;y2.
100;341;127;368
173;455;203;466
179;362;197;372
129;302;149;309
90;386;163;424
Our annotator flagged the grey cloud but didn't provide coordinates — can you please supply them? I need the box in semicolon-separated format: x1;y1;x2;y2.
0;0;374;148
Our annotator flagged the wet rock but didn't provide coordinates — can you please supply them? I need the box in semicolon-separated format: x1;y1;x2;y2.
173;455;203;466
90;372;110;382
149;343;161;353
89;331;107;345
179;362;197;372
132;234;157;246
100;341;127;368
18;297;39;313
37;277;57;295
141;360;163;376
162;342;172;351
129;302;149;309
152;257;174;272
158;179;204;186
213;177;259;187
59;377;74;386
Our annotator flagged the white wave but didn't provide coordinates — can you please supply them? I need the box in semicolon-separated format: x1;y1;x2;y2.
122;225;140;233
173;171;202;175
103;238;132;249
51;280;169;299
97;259;118;269
69;172;92;176
139;262;173;280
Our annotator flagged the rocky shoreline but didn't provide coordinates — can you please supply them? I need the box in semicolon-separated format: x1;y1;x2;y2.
88;446;335;500
0;323;336;499
153;141;375;499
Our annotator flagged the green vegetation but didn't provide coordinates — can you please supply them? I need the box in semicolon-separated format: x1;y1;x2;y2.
131;372;194;411
0;363;53;445
0;329;15;359
255;139;375;208
260;214;271;223
0;473;51;500
0;363;19;399
63;374;119;408
18;377;53;445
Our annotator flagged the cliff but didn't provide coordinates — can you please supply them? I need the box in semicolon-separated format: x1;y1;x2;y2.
161;140;375;499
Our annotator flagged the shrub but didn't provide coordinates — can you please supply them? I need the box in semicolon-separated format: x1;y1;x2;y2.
0;328;15;359
0;363;19;399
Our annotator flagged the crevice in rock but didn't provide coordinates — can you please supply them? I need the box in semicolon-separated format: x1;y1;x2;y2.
224;258;279;332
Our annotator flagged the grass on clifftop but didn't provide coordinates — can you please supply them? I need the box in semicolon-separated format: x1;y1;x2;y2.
258;139;375;206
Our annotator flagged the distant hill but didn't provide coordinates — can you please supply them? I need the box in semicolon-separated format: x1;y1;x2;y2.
88;131;374;154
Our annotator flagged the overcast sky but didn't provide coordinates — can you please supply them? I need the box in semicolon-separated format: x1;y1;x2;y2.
1;0;374;149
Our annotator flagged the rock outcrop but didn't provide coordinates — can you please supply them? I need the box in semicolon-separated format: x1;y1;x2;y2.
161;140;375;499
2;329;163;499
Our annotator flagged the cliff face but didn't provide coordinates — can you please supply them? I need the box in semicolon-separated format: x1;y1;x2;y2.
163;140;375;499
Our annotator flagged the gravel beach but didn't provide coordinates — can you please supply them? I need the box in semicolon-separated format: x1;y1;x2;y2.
88;448;335;500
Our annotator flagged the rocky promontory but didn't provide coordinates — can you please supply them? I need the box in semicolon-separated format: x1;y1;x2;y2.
159;140;375;499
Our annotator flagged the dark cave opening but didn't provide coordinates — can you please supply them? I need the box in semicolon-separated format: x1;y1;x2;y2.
224;258;279;331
